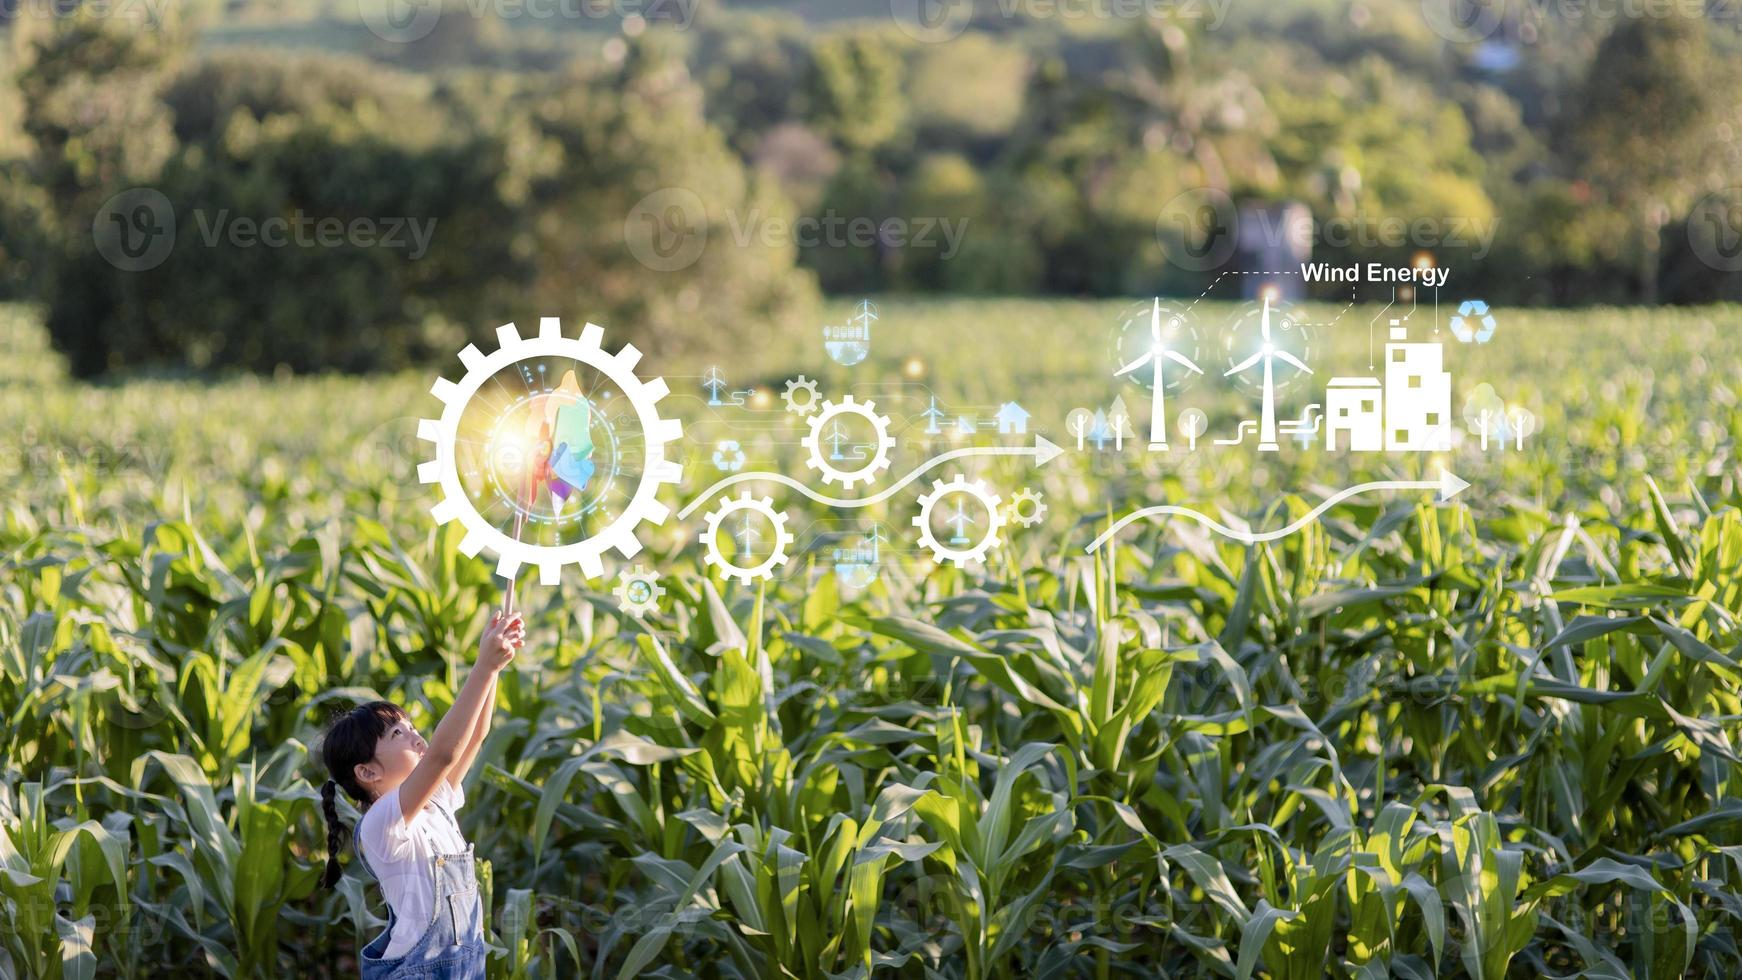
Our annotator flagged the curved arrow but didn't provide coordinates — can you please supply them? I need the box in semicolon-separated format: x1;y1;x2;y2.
1085;469;1470;551
677;435;1063;519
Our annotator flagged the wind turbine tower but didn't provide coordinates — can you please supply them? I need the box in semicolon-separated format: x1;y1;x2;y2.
1114;298;1204;450
1224;294;1311;452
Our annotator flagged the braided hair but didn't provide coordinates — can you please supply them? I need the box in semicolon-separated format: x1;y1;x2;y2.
319;701;408;889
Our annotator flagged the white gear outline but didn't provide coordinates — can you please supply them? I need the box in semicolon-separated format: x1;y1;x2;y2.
612;565;665;617
1008;487;1046;528
913;476;1005;567
801;395;895;490
418;318;684;585
782;375;821;415
701;490;793;583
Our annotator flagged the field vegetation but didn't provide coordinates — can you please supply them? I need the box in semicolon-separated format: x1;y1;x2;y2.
5;299;1742;977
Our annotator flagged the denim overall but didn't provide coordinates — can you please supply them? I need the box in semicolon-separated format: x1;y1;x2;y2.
355;796;486;979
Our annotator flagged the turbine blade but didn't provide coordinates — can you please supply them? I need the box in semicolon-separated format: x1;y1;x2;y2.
1260;294;1272;342
1114;353;1153;377
1150;297;1161;342
1225;350;1264;375
1274;350;1312;373
1163;349;1204;374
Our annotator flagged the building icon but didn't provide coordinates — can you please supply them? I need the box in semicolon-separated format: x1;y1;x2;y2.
1323;321;1452;453
1325;378;1383;450
1383;322;1451;450
994;401;1030;435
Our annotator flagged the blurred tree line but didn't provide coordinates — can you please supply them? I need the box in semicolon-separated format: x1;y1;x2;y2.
0;0;1738;375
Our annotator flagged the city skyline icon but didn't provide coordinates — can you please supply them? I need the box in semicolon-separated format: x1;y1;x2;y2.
1325;319;1453;452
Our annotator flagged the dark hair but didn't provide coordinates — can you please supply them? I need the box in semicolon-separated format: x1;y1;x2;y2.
319;700;407;889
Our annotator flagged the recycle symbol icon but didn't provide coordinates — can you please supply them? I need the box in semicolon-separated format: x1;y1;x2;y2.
1450;300;1496;343
712;439;746;472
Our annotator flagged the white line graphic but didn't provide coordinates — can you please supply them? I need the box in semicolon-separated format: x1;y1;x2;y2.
1084;469;1470;551
677;435;1064;519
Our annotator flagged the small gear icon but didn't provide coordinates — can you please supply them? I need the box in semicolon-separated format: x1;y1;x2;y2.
612;565;665;617
801;395;895;490
1008;487;1046;528
418;318;684;585
782;376;821;415
913;476;1005;567
701;491;794;583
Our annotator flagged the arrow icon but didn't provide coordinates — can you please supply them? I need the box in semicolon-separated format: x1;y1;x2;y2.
1085;468;1469;551
679;434;1062;519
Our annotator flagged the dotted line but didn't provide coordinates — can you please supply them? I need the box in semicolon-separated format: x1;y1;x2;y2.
1184;270;1299;310
1300;284;1358;328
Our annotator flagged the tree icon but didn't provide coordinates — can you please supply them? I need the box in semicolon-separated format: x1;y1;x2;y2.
1066;407;1095;451
1176;408;1208;451
1461;383;1506;450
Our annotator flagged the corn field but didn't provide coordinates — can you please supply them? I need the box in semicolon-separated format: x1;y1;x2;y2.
5;298;1742;978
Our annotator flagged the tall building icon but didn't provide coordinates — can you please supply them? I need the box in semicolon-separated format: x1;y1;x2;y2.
1383;321;1452;451
1322;320;1452;453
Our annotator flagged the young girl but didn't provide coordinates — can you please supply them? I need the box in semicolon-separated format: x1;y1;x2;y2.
320;608;526;979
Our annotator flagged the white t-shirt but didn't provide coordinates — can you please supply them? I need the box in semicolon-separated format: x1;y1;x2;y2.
358;781;469;958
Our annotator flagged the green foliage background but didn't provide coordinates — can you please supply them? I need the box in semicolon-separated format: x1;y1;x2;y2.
3;1;1741;375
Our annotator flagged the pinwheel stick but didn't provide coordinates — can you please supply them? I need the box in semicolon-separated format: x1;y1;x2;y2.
506;460;535;613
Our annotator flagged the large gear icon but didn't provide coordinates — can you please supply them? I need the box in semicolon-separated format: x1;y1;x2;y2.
418;318;684;585
701;491;793;583
1008;487;1046;528
612;565;665;617
913;476;1005;567
782;375;821;415
801;395;895;490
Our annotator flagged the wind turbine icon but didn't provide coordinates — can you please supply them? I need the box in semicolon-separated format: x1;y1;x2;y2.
1224;294;1310;452
1114;298;1203;450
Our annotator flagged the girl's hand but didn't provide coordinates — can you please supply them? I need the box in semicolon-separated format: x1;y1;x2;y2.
479;608;525;672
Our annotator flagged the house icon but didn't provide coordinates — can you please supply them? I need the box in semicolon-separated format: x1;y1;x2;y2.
1322;322;1452;453
994;401;1029;435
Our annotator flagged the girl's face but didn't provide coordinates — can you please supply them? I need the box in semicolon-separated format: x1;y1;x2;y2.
356;714;426;797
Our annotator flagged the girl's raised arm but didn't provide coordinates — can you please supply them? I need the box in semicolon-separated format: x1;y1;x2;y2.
398;609;523;822
447;669;499;791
